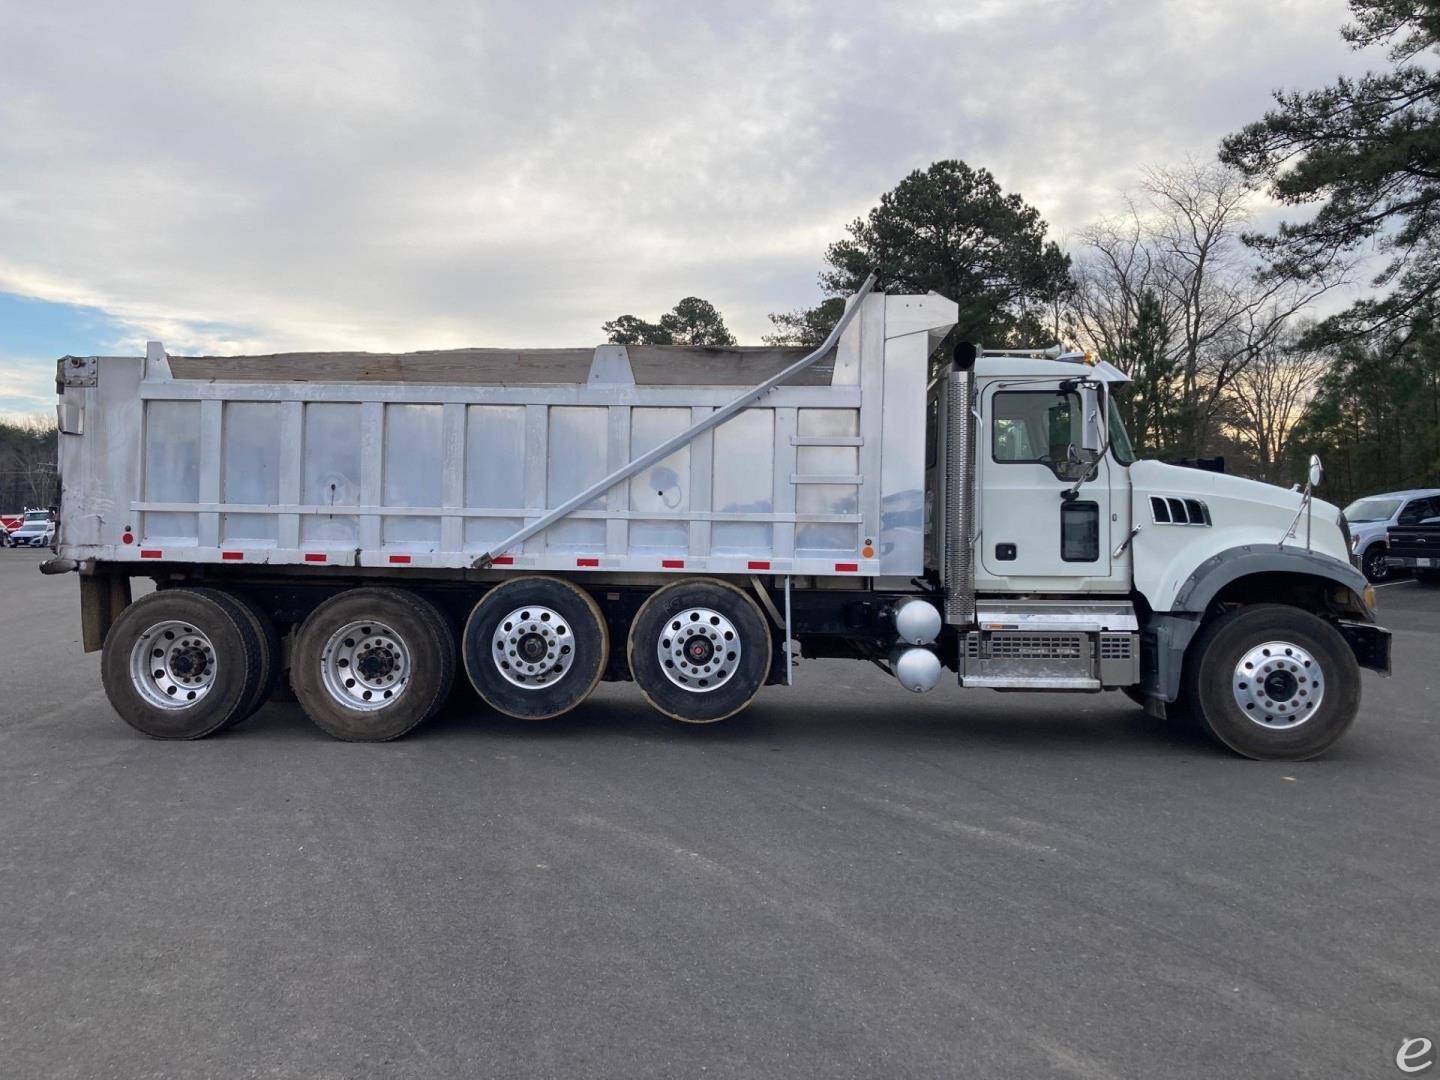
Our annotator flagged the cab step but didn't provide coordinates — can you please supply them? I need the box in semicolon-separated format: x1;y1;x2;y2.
960;603;1140;689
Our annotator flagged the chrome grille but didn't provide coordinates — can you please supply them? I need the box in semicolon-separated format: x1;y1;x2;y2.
1099;633;1134;659
988;633;1083;660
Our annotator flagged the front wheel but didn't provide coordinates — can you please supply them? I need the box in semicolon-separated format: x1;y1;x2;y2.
1182;604;1360;760
1360;544;1390;583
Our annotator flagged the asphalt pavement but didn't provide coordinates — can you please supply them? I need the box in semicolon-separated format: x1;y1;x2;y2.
1;550;1437;1079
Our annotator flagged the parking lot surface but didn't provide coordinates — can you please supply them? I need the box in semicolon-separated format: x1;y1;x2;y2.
1;550;1437;1079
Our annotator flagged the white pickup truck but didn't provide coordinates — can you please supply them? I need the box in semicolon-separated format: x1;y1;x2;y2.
44;277;1390;758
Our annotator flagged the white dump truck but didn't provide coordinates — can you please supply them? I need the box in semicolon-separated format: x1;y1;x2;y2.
44;276;1390;758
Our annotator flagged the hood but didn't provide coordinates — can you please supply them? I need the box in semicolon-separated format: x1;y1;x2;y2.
1129;459;1350;611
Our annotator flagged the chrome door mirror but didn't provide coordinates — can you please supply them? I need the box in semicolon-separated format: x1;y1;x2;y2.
1080;385;1104;453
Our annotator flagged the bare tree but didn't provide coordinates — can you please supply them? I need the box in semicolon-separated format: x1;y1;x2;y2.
1068;160;1337;459
1225;328;1329;484
0;416;59;510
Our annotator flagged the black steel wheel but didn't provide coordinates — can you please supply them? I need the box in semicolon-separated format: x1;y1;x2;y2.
291;587;455;741
627;578;772;724
462;576;608;720
100;588;263;739
1181;604;1360;760
1360;544;1390;583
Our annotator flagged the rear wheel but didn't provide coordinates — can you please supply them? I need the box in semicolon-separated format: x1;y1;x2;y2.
291;587;455;741
461;576;608;720
1182;604;1359;760
101;588;262;739
194;588;282;728
627;578;771;724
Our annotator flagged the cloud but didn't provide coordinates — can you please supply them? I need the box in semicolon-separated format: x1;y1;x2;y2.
0;0;1373;388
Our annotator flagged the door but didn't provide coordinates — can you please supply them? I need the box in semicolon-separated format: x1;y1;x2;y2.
978;382;1112;579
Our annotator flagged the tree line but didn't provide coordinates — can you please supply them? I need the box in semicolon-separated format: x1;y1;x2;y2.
0;416;59;514
605;0;1440;506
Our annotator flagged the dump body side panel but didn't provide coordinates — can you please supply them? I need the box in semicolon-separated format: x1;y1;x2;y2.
55;295;958;581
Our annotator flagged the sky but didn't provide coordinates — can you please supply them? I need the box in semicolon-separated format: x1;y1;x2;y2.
0;0;1380;415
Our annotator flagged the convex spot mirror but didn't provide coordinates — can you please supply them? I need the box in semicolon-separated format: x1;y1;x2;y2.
1308;454;1324;489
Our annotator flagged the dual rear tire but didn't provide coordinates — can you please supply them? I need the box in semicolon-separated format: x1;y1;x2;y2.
103;585;455;742
102;588;270;739
103;576;775;739
290;587;456;741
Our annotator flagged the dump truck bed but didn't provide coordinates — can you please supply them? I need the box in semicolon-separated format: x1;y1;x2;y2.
55;293;957;578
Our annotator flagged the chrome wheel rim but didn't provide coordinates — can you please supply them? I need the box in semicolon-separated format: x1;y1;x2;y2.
491;606;574;689
657;607;741;693
129;620;217;709
320;620;411;711
1232;640;1325;730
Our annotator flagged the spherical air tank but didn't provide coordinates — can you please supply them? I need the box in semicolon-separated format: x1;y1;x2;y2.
891;597;942;646
890;646;942;693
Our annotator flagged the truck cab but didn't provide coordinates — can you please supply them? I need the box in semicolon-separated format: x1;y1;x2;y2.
926;342;1386;758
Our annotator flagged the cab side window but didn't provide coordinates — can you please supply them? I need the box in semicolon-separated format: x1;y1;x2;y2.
1399;497;1439;525
992;390;1091;481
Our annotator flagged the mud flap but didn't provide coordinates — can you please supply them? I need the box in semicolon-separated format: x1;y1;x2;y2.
80;573;132;653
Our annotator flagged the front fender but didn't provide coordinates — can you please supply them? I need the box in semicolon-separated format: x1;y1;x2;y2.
1171;545;1371;616
1139;545;1382;703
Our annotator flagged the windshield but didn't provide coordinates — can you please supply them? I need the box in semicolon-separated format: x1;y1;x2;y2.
1107;399;1135;466
23;510;48;522
1343;497;1402;523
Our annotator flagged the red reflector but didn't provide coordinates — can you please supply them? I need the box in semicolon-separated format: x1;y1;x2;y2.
388;554;412;564
576;557;599;567
835;562;859;572
304;553;326;563
662;559;684;568
121;532;134;545
747;561;770;570
221;551;244;561
491;555;514;565
140;549;162;559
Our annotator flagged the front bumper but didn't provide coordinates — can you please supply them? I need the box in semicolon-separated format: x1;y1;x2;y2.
1388;555;1438;570
1338;620;1392;676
